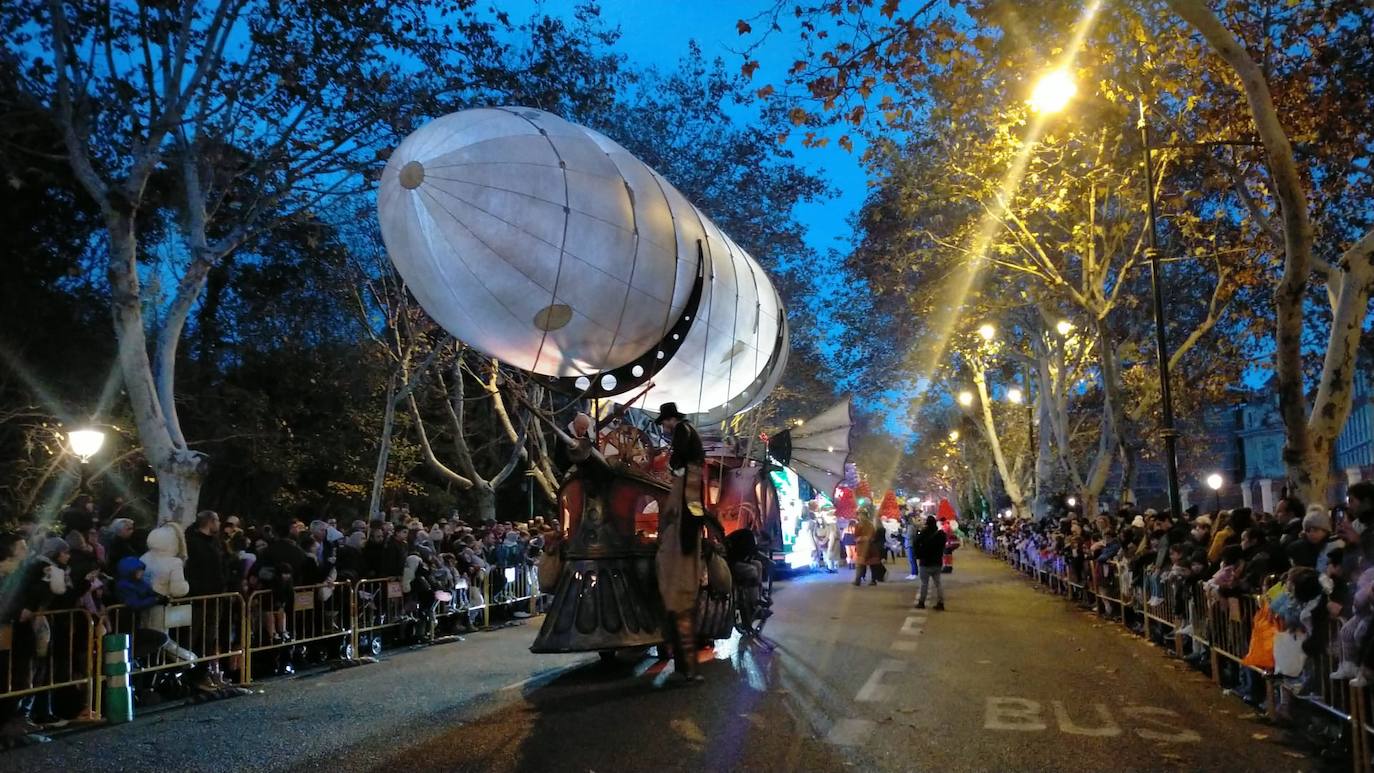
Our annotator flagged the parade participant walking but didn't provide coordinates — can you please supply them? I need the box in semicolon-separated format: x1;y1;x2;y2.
821;516;842;573
915;516;947;610
852;510;878;586
904;510;921;580
654;402;706;684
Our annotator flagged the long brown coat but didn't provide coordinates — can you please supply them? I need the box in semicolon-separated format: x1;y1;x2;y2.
853;518;880;566
656;472;703;613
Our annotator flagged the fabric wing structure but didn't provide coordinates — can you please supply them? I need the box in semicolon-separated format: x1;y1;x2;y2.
773;399;853;497
378;106;787;421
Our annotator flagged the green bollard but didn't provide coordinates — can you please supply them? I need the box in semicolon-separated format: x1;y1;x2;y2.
102;633;134;724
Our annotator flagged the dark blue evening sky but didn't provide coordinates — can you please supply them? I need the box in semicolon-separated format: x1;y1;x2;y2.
504;0;869;261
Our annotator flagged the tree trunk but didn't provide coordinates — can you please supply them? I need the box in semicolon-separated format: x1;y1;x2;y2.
1119;444;1139;507
473;482;497;523
108;225;208;526
1294;265;1373;503
1034;387;1055;519
155;449;209;526
369;375;399;518
973;365;1028;518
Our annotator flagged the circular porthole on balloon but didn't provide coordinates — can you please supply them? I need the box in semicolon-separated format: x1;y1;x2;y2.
631;365;645;377
600;374;618;391
574;376;591;391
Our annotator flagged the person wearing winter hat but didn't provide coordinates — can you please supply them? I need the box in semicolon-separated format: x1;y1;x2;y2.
1130;515;1146;529
1304;504;1333;535
1287;505;1339;570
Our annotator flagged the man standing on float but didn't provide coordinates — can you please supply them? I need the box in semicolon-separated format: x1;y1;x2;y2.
654;401;706;683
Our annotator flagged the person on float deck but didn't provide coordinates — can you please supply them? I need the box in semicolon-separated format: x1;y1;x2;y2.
654;401;706;684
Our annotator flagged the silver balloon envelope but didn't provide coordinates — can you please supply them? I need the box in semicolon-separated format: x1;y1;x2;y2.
378;106;786;419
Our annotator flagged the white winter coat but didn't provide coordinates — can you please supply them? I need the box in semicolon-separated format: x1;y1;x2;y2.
139;523;190;632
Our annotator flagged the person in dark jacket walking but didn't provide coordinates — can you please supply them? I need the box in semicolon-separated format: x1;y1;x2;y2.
914;516;947;610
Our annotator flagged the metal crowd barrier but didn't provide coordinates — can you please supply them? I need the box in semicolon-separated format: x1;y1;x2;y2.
101;591;245;711
0;607;97;717
0;558;559;727
352;576;409;657
244;580;355;683
492;562;540;616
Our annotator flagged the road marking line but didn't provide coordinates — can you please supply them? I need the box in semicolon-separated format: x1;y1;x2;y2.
900;616;925;634
498;658;596;691
826;718;876;746
856;658;907;702
891;639;919;652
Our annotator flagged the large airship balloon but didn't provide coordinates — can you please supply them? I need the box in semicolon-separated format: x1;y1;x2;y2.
377;107;788;421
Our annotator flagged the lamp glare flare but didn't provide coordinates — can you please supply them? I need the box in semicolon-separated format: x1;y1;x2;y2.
1007;387;1024;404
1206;473;1224;491
957;390;975;407
1029;69;1076;114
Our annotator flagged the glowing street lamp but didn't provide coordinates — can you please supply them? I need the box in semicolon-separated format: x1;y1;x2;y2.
1206;473;1224;513
948;430;960;442
977;323;996;342
1056;319;1073;336
957;390;975;407
1066;496;1078;508
1029;70;1076;114
68;428;106;463
1006;387;1024;404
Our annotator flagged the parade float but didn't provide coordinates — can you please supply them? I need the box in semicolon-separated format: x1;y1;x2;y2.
376;106;831;655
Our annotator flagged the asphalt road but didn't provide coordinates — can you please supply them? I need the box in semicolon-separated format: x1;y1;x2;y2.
6;550;1325;772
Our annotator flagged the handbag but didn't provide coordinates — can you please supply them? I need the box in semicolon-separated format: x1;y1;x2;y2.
1273;630;1307;677
1242;606;1277;670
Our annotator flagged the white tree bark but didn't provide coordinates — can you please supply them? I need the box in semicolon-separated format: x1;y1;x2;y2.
971;363;1028;518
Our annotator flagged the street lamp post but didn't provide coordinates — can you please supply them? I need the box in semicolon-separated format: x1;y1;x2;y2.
1031;70;1184;517
1138;100;1184;520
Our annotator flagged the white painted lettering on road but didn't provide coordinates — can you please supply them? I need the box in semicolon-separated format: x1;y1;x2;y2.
856;658;908;702
890;639;919;652
900;616;925;635
1052;701;1121;737
983;697;1202;743
984;697;1047;731
1121;706;1202;743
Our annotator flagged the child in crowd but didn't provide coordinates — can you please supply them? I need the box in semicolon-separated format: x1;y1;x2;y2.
1206;545;1246;595
1332;547;1374;686
112;556;198;663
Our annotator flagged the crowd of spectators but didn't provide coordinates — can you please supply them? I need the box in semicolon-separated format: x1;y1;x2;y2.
980;481;1374;705
0;498;560;738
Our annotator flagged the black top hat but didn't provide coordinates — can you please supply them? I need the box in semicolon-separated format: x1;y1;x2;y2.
654;402;687;424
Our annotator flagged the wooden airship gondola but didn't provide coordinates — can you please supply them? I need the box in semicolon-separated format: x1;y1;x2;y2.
377;107;789;656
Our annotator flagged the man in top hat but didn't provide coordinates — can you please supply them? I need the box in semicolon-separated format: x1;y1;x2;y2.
653;402;706;683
